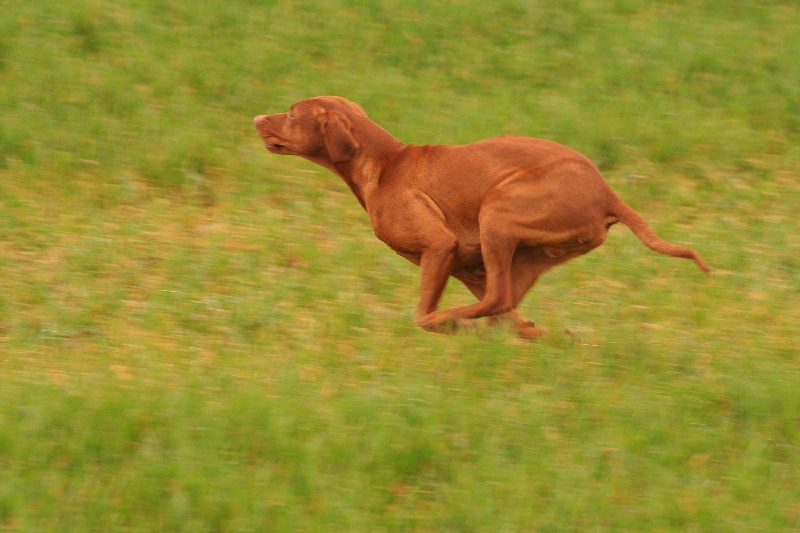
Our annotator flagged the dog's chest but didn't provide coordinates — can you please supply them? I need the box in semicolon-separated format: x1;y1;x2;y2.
369;214;482;267
367;190;483;266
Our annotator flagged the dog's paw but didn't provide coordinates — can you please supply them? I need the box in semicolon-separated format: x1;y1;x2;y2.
516;320;546;340
416;311;458;334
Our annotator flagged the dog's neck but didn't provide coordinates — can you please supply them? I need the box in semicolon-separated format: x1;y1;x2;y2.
310;120;405;211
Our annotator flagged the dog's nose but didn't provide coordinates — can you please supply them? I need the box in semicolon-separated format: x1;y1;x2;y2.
253;115;270;128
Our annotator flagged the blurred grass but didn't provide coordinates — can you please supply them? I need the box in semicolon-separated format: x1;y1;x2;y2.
1;0;799;531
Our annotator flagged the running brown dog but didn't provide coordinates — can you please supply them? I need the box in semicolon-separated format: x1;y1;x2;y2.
254;96;708;338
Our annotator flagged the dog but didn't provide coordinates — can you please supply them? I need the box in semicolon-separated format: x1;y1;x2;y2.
254;96;708;338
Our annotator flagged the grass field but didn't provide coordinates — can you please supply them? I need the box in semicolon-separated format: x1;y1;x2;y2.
1;0;799;531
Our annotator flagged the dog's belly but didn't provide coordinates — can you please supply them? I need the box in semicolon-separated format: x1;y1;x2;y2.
393;240;482;269
453;242;483;267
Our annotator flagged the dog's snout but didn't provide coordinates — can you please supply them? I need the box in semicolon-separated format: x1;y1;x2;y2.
254;115;268;126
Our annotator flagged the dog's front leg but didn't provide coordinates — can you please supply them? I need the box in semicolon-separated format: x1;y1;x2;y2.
413;236;458;333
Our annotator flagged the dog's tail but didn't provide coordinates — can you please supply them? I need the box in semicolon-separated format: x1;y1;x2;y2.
611;199;710;273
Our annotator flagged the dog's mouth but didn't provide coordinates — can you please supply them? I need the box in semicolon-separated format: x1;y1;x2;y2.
263;140;290;154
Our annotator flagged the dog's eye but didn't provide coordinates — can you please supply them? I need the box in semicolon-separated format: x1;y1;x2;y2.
287;113;295;121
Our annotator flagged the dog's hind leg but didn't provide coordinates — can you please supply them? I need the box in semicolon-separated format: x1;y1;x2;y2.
451;261;542;339
418;212;518;329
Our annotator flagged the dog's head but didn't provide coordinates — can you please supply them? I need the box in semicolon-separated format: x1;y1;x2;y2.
254;96;368;164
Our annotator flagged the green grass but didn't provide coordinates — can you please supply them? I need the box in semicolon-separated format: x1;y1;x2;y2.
2;0;800;531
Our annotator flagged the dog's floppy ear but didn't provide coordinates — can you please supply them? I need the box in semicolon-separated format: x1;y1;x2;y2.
316;109;359;163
